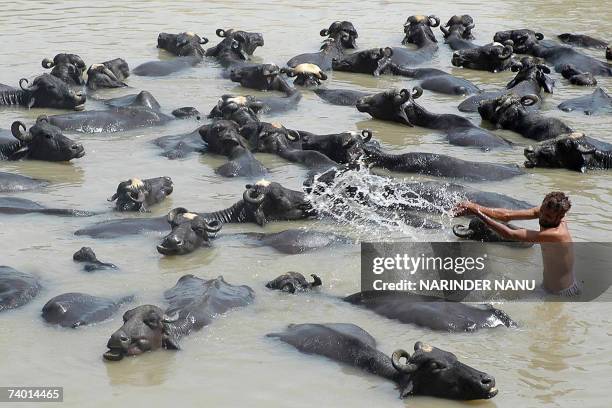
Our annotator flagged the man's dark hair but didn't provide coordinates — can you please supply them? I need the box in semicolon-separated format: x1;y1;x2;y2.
542;191;571;215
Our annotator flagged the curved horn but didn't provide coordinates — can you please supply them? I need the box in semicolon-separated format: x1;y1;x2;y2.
19;78;30;90
310;274;322;287
199;37;209;45
361;129;372;142
107;193;118;202
128;190;146;203
287;130;300;141
500;44;513;59
41;58;55;69
428;15;440;27
391;349;418;373
520;94;539;106
318;71;328;80
535;32;544;40
411;86;423;99
243;186;266;205
216;29;227;37
203;219;222;233
440;25;450;37
453;224;474;238
320;29;330;37
11;121;30;142
167;207;189;224
465;22;475;31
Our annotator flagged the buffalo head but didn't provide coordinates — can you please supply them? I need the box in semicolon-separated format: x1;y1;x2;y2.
332;47;394;76
452;42;513;72
320;21;358;49
103;305;180;361
356;87;423;125
440;15;475;39
10;115;84;161
391;341;497;400
157;208;222;256
402;15;440;45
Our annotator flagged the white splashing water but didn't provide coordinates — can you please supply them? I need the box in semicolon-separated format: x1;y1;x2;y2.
306;164;466;241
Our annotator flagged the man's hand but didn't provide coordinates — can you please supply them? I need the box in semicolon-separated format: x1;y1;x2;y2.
452;201;477;217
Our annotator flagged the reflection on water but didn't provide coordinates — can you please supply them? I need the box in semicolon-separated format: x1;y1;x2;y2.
0;0;611;407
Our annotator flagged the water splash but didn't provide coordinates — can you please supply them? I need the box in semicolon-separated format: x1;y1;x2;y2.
306;164;465;240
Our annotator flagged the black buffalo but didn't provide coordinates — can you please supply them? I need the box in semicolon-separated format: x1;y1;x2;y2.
157;208;222;256
268;323;498;400
1;116;84;161
108;177;173;212
0;74;86;110
103;275;254;361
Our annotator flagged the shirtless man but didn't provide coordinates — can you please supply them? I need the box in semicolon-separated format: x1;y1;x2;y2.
453;191;580;297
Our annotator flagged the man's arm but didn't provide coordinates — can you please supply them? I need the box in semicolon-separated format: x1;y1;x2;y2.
453;201;540;222
474;210;562;242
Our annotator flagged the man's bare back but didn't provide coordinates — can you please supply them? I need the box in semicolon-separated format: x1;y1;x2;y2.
452;192;578;296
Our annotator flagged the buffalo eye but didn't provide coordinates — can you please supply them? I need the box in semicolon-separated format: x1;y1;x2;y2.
430;361;444;371
144;313;161;329
45;134;53;139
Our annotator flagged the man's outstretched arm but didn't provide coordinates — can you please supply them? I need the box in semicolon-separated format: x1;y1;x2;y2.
453;201;540;222
474;210;562;243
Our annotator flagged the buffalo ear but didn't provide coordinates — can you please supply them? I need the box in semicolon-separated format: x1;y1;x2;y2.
399;380;414;399
162;332;181;350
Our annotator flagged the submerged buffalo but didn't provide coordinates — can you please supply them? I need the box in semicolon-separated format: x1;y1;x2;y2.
266;272;322;293
108;177;173;212
344;291;516;331
48;91;198;133
524;132;612;172
560;64;597;86
268;323;498;400
332;47;479;96
87;58;130;90
133;32;209;76
205;28;264;68
0;171;48;192
103;275;254;361
300;129;522;181
75;180;316;238
73;247;118;272
557;33;608;48
199;119;268;177
440;15;476;51
356;87;512;149
1;116;84;161
0;266;41;312
287;21;358;70
0;197;94;217
494;29;612;76
157;208;222;256
478;94;573;141
237;229;351;254
558;87;612;115
391;15;440;66
458;57;555;112
451;42;514;72
42;53;86;85
0;74;86;110
453;217;533;247
42;293;133;328
152;126;206;159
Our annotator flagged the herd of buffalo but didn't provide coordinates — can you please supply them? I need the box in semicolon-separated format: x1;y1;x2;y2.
1;14;611;402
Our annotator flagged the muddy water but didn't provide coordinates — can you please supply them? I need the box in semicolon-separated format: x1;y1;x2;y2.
0;1;611;407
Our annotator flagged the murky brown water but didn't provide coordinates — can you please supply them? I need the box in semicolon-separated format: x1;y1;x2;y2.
1;1;611;407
